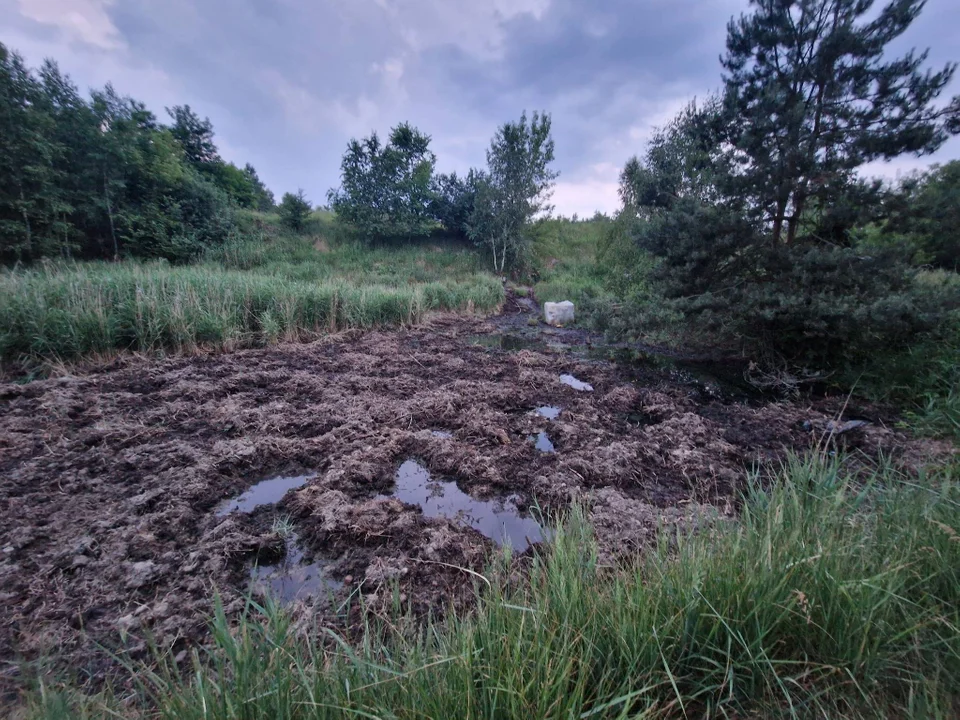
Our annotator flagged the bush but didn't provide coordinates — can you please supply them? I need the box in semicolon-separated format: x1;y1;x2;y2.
634;198;960;368
857;299;960;440
328;123;437;242
881;161;960;271
278;190;312;232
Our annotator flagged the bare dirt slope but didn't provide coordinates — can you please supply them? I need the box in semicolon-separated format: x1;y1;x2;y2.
0;312;933;696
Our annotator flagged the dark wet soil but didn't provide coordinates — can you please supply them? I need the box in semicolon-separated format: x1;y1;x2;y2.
0;301;952;699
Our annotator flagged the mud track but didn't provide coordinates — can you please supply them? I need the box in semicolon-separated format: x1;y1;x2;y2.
0;312;944;697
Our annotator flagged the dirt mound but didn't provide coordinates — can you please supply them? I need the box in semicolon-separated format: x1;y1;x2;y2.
0;316;940;698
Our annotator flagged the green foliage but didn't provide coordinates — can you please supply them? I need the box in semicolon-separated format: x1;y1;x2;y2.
30;453;960;718
0;228;502;371
329;123;437;242
617;0;960;368
0;42;275;263
631;193;958;364
524;214;675;339
166;104;220;167
619;97;725;213
722;0;959;245
208;218;492;288
430;169;481;237
531;217;610;323
203;161;254;207
880;161;960;270
243;163;275;212
468;111;558;273
857;296;960;441
277;189;312;232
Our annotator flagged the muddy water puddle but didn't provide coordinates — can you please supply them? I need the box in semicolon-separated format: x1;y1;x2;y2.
217;474;340;603
250;532;341;603
535;405;561;419
473;326;762;402
216;473;313;516
380;460;547;552
559;374;593;392
533;431;555;453
469;334;546;352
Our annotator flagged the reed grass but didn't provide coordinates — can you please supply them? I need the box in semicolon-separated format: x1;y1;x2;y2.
0;247;502;372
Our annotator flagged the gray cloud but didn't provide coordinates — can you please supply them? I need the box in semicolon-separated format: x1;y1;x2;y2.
1;0;957;215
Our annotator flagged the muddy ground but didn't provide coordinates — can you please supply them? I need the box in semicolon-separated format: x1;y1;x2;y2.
0;305;950;700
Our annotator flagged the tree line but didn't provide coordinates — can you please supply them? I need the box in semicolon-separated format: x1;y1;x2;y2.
0;43;275;263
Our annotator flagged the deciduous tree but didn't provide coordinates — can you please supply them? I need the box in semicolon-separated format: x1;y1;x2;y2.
467;111;558;272
329;123;436;241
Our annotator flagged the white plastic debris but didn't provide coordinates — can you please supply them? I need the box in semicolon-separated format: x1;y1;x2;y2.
544;300;575;326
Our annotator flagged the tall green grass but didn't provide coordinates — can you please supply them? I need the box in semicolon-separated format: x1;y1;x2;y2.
29;453;960;718
532;218;609;306
0;257;503;371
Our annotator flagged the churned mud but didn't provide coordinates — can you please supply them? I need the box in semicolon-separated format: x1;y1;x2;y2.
0;303;950;699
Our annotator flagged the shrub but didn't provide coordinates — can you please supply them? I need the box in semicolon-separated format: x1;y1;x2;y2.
633;197;960;368
277;190;312;232
328;123;436;242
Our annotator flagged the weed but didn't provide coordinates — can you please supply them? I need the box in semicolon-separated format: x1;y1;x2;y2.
271;515;295;539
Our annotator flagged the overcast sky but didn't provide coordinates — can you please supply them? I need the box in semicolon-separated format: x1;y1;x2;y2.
3;0;958;216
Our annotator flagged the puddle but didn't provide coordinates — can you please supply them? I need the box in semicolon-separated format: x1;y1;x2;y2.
533;431;555;453
216;474;313;516
430;429;453;439
626;411;660;427
469;334;545;352
380;460;547;552
559;374;593;392
250;532;341;603
535;405;561;419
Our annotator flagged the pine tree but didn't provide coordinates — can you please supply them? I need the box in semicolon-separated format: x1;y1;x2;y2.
278;189;312;232
722;0;960;245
